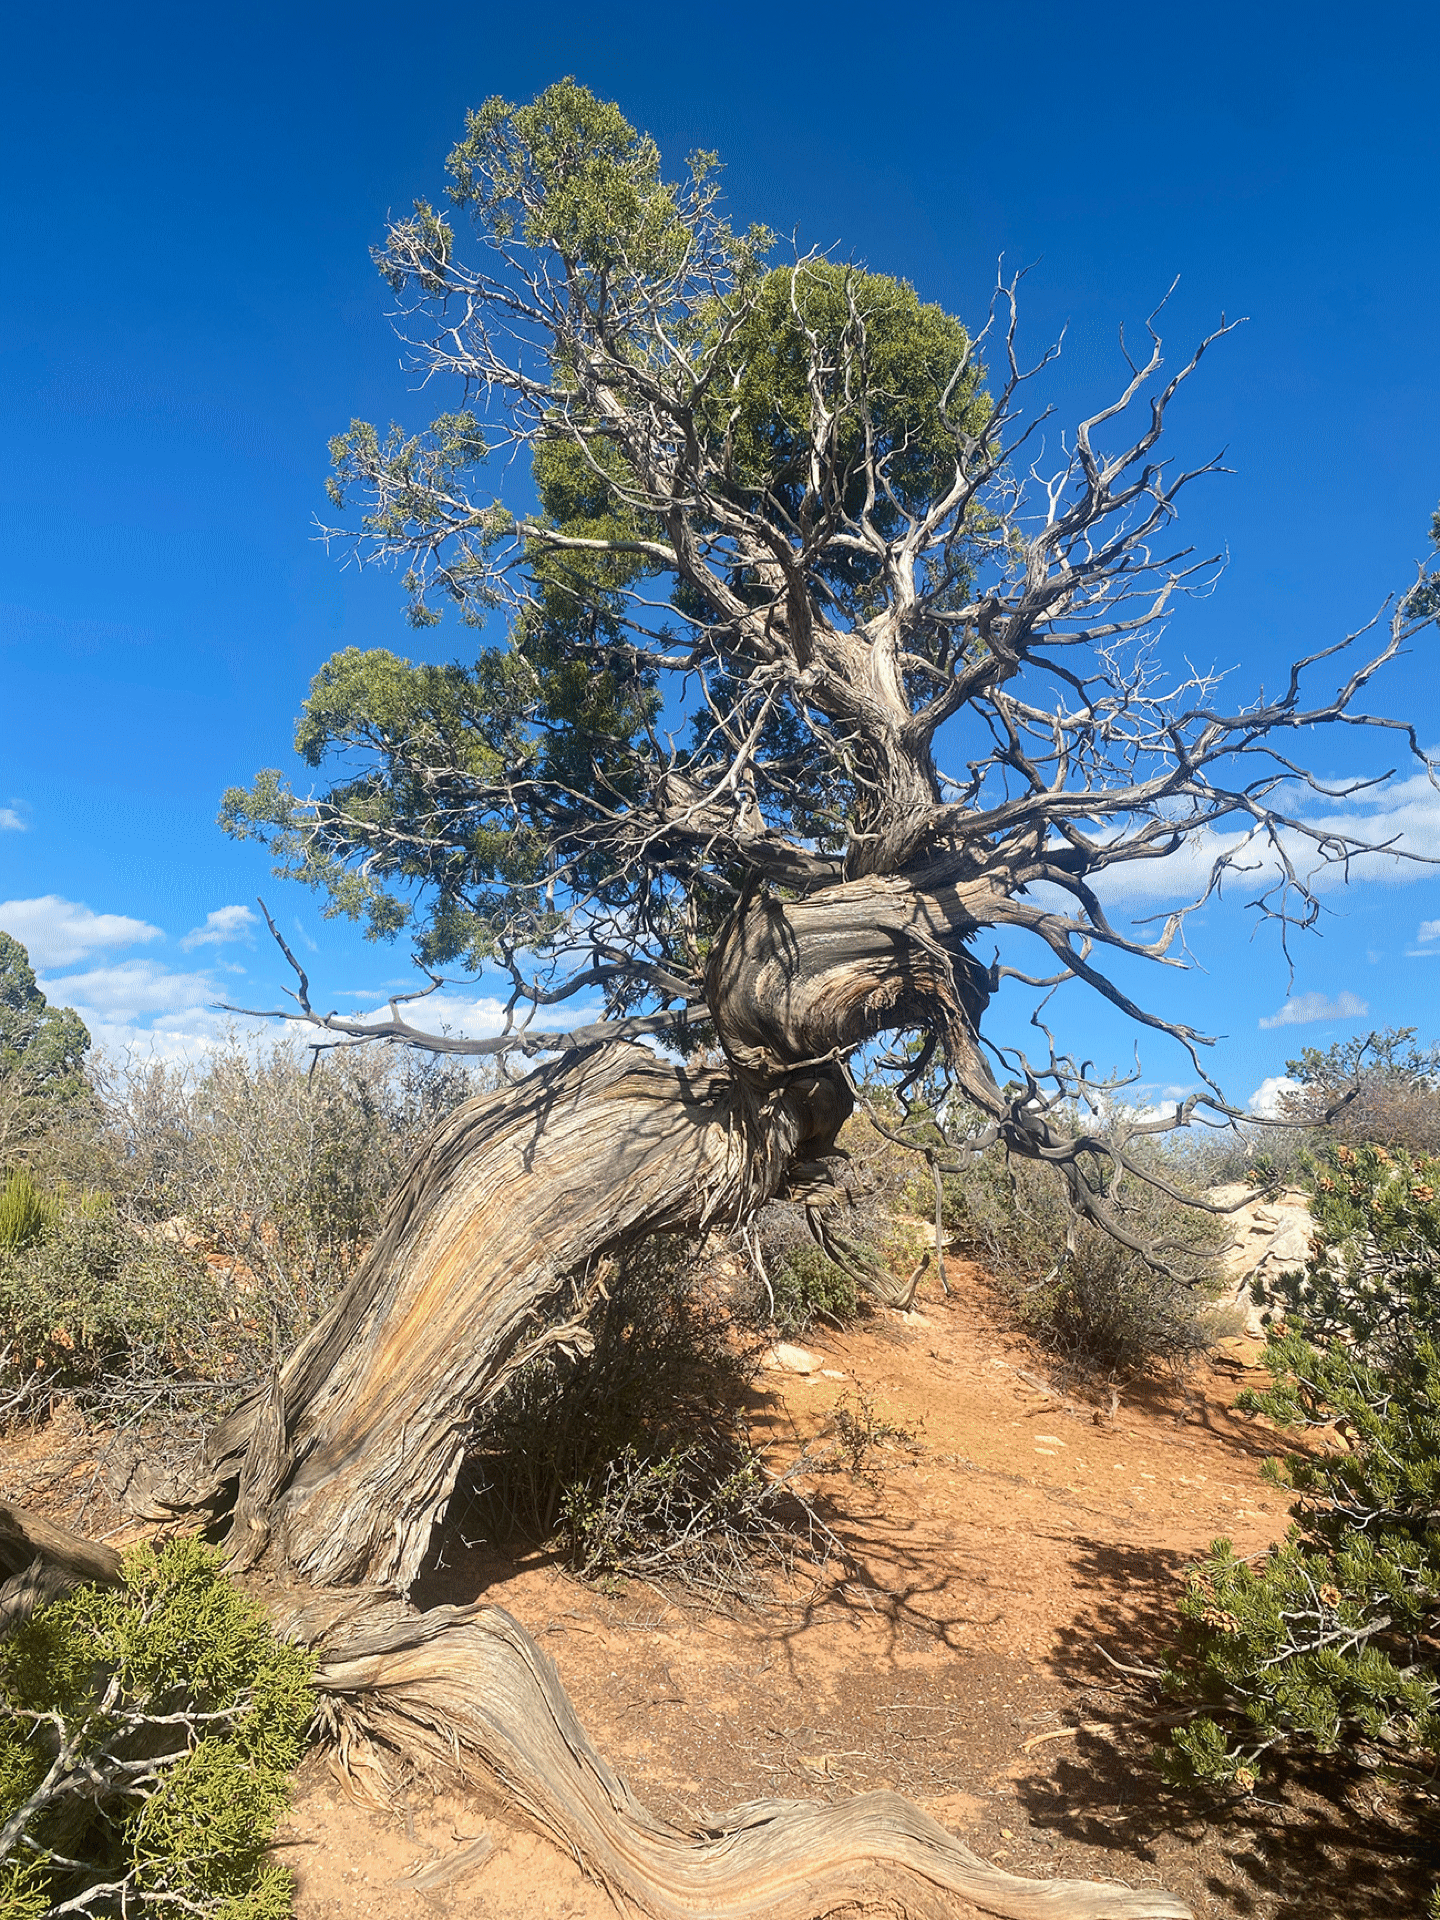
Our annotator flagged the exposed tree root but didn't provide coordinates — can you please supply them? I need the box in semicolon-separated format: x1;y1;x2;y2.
0;1497;123;1633
287;1593;1194;1920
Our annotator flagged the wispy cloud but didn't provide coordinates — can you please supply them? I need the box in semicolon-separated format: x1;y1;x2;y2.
40;958;219;1019
1258;989;1368;1030
35;958;229;1063
0;895;163;969
180;904;258;951
1409;918;1440;956
0;806;25;832
1092;763;1440;911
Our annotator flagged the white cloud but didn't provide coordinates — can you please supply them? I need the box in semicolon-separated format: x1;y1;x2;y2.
0;807;25;832
1417;919;1440;944
180;904;258;951
0;895;163;969
1090;763;1440;912
37;959;239;1065
1258;989;1368;1030
1248;1074;1301;1118
40;958;220;1021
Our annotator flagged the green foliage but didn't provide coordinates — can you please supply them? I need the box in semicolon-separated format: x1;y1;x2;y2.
442;78;740;283
223;80;992;986
767;1243;861;1337
0;1537;314;1919
467;1236;749;1541
706;261;986;580
1163;1140;1440;1812
0;1200;239;1406
1282;1025;1440;1156
560;1440;799;1595
0;935;91;1166
0;1172;62;1254
821;1391;920;1481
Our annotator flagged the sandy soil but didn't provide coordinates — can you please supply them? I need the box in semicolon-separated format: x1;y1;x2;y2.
5;1259;1431;1919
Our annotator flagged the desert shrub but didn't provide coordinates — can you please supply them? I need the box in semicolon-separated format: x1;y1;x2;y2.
1163;1142;1440;1819
820;1391;920;1480
1;1040;489;1425
767;1243;861;1336
0;1200;250;1422
464;1236;830;1596
0;1172;62;1254
560;1437;830;1597
0;1537;314;1920
1280;1026;1440;1157
926;1135;1226;1381
85;1039;487;1333
1181;1119;1323;1191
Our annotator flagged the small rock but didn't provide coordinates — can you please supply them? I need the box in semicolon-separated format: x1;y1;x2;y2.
761;1343;821;1374
820;1368;847;1380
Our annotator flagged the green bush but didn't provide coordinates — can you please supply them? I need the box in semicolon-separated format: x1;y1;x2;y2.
1;1537;314;1919
0;1203;245;1416
768;1243;861;1336
0;1173;61;1255
1163;1142;1440;1812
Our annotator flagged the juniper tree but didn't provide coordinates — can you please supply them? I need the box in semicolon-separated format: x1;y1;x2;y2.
1166;1141;1440;1837
205;79;1440;1596
0;937;90;1167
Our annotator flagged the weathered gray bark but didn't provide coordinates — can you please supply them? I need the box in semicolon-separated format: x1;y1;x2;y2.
295;1595;1194;1920
185;872;998;1594
0;1499;123;1634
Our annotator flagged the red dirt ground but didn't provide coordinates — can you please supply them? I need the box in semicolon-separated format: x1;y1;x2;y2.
5;1258;1432;1918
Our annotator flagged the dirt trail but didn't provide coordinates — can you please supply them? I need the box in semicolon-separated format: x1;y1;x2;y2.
5;1261;1428;1918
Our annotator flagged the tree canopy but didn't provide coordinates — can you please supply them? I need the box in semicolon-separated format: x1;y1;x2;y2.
223;78;1439;1210
0;935;90;1160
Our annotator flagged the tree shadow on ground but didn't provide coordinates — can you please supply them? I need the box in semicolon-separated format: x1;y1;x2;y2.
1021;1533;1434;1920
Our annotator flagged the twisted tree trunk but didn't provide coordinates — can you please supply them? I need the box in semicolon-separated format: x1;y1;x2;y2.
186;1043;820;1589
186;870;991;1591
144;875;1201;1917
294;1595;1192;1920
3;1508;1193;1919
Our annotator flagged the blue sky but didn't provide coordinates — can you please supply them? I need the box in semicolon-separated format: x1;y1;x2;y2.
1;0;1437;1113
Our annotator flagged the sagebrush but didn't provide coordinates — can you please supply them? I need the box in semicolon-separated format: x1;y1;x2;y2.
919;1124;1227;1380
1;1039;486;1425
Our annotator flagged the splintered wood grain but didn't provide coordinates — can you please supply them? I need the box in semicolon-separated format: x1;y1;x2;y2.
297;1597;1193;1920
193;1046;752;1590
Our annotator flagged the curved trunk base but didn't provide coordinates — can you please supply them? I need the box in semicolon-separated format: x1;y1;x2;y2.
292;1594;1192;1920
184;1043;847;1593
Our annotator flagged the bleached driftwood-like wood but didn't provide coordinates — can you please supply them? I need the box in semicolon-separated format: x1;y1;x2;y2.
184;1041;848;1593
291;1595;1193;1920
0;1499;122;1589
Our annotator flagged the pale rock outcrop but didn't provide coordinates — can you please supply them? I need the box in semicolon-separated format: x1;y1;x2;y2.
1209;1184;1315;1337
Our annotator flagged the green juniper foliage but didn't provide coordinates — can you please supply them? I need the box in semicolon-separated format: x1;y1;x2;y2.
0;1537;314;1919
0;937;91;1167
1164;1140;1440;1806
218;80;988;986
767;1243;862;1338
